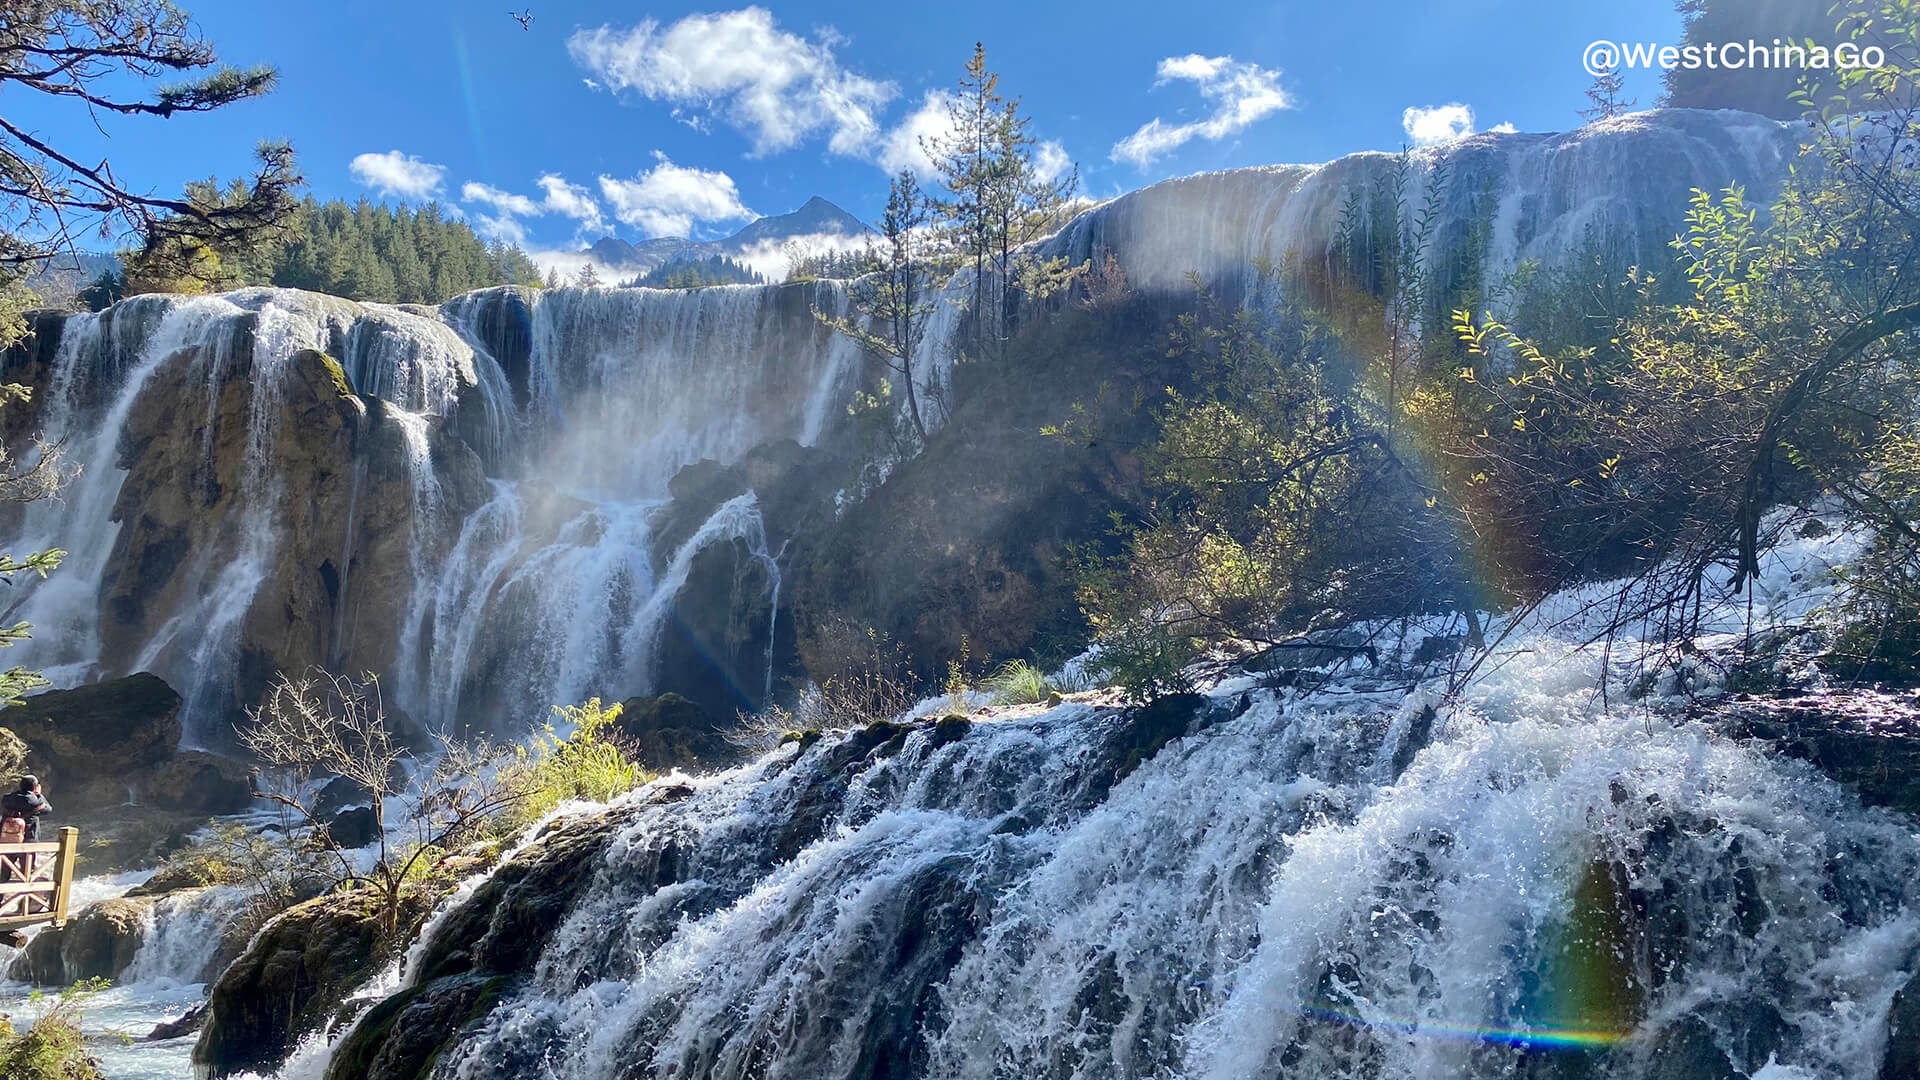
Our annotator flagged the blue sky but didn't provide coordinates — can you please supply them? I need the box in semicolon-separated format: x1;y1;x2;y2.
25;1;1686;264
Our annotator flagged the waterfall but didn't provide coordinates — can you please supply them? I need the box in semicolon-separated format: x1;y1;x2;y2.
123;885;255;988
0;109;1807;745
340;522;1919;1080
1043;108;1799;302
0;290;485;743
396;283;863;731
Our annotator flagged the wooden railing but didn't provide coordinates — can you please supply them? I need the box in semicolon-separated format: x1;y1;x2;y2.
0;827;77;929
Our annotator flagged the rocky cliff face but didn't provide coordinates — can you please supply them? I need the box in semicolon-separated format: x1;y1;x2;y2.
0;110;1805;752
101;344;489;732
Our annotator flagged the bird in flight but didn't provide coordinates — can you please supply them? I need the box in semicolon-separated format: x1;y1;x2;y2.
510;9;534;30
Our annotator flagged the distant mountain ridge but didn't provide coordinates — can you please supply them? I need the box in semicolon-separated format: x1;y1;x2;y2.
585;195;868;276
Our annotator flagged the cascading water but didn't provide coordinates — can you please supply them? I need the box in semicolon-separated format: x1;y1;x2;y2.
0;880;257;1080
0;109;1803;744
1;289;478;743
320;523;1919;1080
0;280;871;738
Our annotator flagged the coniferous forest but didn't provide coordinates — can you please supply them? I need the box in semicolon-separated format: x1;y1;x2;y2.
86;196;544;308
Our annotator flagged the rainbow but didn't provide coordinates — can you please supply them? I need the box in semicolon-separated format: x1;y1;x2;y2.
1296;1001;1632;1051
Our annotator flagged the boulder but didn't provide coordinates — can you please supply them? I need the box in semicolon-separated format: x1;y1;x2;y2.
194;888;430;1079
13;897;154;985
321;973;512;1080
1885;970;1920;1080
1712;691;1920;815
653;536;789;721
139;751;255;815
325;811;626;1079
615;693;737;773
1641;1015;1739;1080
646;442;830;720
325;805;380;850
148;1004;206;1042
1;673;182;809
311;775;365;818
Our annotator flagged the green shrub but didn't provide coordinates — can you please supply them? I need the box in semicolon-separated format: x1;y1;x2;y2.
1824;536;1920;686
0;979;110;1079
983;660;1056;705
502;698;648;831
1095;621;1198;704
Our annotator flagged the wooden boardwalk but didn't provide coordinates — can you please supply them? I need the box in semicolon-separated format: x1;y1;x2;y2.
0;827;78;930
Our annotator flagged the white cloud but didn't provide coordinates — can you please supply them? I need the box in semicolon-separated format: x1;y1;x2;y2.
597;153;756;238
876;90;954;178
1401;103;1482;146
462;182;541;217
471;212;529;245
523;248;612;285
538;174;606;233
731;230;870;282
349;151;446;199
1034;140;1074;185
1488;121;1518;135
876;88;1072;184
453;174;613;246
567;7;895;157
1111;55;1291;168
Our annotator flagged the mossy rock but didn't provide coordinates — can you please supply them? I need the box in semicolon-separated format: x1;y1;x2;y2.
615;692;737;772
778;728;823;753
1112;693;1205;783
193;889;431;1079
929;714;972;749
312;352;353;398
322;973;513;1080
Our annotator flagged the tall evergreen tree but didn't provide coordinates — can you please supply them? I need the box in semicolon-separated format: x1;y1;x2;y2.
924;43;1080;364
1578;71;1635;122
817;170;937;446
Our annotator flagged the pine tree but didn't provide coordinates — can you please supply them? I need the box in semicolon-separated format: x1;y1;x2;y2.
926;43;1003;354
575;262;602;288
1578;71;1635;122
925;43;1081;364
817;170;937;446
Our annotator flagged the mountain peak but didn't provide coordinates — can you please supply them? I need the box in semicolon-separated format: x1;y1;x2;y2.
721;197;868;250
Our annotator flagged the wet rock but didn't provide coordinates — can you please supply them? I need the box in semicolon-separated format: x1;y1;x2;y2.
1641;1015;1738;1080
322;973;513;1080
311;775;365;817
411;811;623;986
646;441;828;721
929;713;972;749
325;814;631;1077
13;897;154;985
194;889;430;1079
325;805;380;850
616;692;736;772
139;750;254;815
147;1004;206;1041
654;535;788;722
1884;971;1920;1080
1110;693;1205;784
2;673;181;810
1711;691;1920;815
